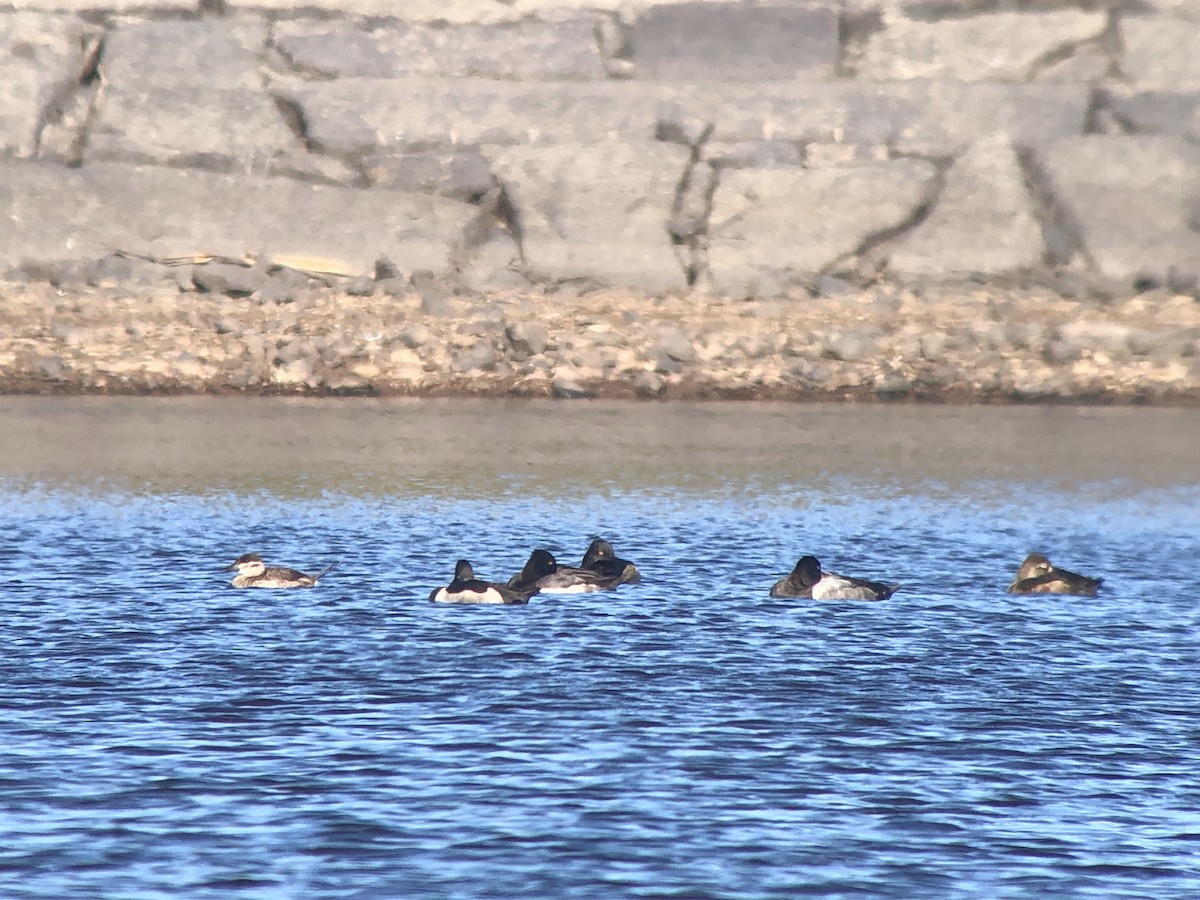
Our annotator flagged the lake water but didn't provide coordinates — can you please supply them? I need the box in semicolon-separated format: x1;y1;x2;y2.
2;398;1199;898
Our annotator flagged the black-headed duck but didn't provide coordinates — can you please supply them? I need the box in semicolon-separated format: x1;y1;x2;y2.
771;555;900;601
431;559;533;605
580;539;641;585
509;549;622;594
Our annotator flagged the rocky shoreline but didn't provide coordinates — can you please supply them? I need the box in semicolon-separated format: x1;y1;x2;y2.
3;274;1198;404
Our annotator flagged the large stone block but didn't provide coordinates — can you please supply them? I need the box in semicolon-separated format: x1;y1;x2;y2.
1122;17;1200;90
628;2;839;81
281;78;668;155
0;160;477;275
236;0;525;21
1039;136;1200;284
707;159;939;295
1100;89;1200;140
0;13;88;158
654;80;1089;158
486;142;689;291
90;19;296;166
858;11;1107;81
889;138;1044;276
273;17;605;80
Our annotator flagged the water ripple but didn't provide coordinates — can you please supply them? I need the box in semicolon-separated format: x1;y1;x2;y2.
3;431;1200;897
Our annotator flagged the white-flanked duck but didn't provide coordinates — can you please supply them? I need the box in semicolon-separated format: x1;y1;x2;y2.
771;555;900;601
225;553;337;589
431;559;533;605
1008;553;1103;596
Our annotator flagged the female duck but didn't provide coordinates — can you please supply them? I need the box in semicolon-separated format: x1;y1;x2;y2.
1008;553;1102;596
431;559;533;605
771;555;900;601
509;549;622;594
580;539;641;585
225;553;336;588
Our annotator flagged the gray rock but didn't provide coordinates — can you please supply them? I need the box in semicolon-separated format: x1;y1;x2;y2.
487;141;689;291
362;147;496;200
634;370;664;397
822;328;883;363
37;355;66;379
373;256;401;281
257;268;309;304
421;292;456;317
89;20;294;168
191;263;264;297
451;341;497;373
814;275;857;298
1043;337;1082;364
274;17;606;81
506;321;549;359
654;353;683;375
410;270;450;297
1099;89;1200;140
874;370;911;395
708;160;938;294
652;79;1089;159
398;324;430;349
278;77;667;156
705;140;806;170
629;2;838;81
654;325;695;362
0;13;89;159
345;275;376;297
1039;135;1200;285
858;11;1106;82
1123;17;1200;90
552;368;593;398
0;160;477;276
889;137;1044;276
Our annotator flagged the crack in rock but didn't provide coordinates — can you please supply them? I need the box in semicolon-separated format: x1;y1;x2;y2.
837;9;885;78
667;122;717;287
829;153;951;279
1014;144;1094;270
594;11;634;79
1023;12;1113;82
34;27;106;166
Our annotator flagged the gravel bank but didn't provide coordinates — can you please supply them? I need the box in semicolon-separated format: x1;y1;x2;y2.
3;277;1198;404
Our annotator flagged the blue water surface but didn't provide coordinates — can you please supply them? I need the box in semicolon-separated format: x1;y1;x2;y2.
2;403;1200;899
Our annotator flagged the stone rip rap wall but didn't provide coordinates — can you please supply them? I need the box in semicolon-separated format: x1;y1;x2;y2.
0;0;1199;400
1;0;1199;294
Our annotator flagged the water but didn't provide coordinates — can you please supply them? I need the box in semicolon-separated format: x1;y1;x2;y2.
2;398;1199;898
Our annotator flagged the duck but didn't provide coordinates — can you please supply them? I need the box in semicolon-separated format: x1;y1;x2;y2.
580;538;641;585
508;548;622;594
430;559;533;605
770;555;900;601
225;553;336;588
1008;553;1103;596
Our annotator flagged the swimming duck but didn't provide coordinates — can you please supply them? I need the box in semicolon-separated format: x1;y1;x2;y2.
770;555;900;601
1008;553;1103;596
225;553;336;588
430;559;533;605
580;539;641;585
508;548;623;594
